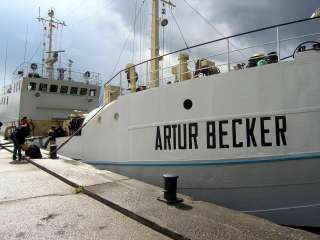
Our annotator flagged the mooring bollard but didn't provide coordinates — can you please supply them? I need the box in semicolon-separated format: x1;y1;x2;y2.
49;144;58;159
158;174;183;204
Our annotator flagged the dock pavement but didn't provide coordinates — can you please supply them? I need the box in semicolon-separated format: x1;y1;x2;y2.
0;145;319;240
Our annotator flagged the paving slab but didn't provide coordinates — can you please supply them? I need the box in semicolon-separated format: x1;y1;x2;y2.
32;158;128;186
87;179;319;240
0;149;171;240
0;194;170;240
23;151;319;239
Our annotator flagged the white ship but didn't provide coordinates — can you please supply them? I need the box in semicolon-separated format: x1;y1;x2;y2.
0;9;101;137
58;2;320;227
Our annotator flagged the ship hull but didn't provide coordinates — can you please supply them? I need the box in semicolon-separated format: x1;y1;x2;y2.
86;153;320;227
57;50;320;227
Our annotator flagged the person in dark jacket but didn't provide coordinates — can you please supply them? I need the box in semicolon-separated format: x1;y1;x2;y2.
43;126;56;149
25;144;42;159
10;125;28;161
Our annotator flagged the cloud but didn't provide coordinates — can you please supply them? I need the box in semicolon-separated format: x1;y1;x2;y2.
0;0;319;85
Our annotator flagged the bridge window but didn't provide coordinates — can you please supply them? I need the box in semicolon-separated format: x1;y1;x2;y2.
60;85;69;94
89;89;96;97
39;83;48;92
80;88;87;95
49;84;58;93
70;87;78;95
28;82;37;91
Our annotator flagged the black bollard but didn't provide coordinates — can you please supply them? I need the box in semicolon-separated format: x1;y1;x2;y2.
158;174;183;204
49;144;58;159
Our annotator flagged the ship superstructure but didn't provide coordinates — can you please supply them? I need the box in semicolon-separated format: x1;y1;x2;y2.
0;9;101;136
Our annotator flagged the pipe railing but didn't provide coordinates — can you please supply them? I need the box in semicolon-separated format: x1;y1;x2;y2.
11;62;102;86
55;16;320;154
104;16;320;89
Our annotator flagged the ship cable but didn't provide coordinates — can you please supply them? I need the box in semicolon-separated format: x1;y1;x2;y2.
109;0;146;79
182;0;248;60
105;15;320;88
169;8;196;64
56;16;320;154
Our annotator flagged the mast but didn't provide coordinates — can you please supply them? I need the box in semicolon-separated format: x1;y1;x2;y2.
38;9;66;80
149;0;175;88
150;0;160;88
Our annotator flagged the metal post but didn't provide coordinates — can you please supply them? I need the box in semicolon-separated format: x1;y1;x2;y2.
227;39;230;72
49;144;58;159
119;71;122;95
276;27;280;59
146;61;149;87
158;174;183;204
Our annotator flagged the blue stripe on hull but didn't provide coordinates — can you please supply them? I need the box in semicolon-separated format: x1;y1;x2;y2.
84;152;320;167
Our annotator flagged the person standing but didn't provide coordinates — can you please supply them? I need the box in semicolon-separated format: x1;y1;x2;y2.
10;125;28;161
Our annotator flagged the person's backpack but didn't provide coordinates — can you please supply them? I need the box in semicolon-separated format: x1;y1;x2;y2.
25;144;42;159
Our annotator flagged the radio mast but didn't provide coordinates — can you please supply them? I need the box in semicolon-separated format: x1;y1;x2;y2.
37;8;66;80
149;0;175;88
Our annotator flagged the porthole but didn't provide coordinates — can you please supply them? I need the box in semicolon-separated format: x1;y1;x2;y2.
183;99;193;110
114;113;119;120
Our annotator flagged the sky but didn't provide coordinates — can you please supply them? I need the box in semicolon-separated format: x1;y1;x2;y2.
0;0;319;86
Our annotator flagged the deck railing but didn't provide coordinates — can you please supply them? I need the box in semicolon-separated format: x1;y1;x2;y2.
11;62;102;86
104;16;320;97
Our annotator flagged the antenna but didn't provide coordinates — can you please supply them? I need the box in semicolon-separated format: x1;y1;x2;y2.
150;0;175;88
3;41;8;95
37;8;66;80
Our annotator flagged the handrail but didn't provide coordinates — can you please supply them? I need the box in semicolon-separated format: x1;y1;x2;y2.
56;15;319;154
105;16;320;87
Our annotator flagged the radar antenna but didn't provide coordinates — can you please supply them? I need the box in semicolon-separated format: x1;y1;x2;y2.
37;8;66;80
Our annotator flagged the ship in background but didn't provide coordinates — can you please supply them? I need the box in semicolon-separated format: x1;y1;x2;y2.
57;1;320;227
0;9;101;137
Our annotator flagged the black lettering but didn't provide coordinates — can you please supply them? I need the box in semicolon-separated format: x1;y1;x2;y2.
188;123;198;149
232;119;243;148
246;118;257;147
275;115;287;146
206;121;216;149
172;124;177;149
178;124;187;149
219;120;229;148
260;117;272;147
164;125;171;150
155;126;162;150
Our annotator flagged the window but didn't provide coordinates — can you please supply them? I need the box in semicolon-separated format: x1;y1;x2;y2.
28;82;37;91
89;89;96;97
39;83;48;92
49;84;58;93
60;85;69;94
80;88;87;95
70;87;78;95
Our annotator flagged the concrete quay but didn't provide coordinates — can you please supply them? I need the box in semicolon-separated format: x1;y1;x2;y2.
0;147;319;240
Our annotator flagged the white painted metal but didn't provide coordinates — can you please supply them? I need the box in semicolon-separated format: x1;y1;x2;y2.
60;50;320;226
0;76;100;130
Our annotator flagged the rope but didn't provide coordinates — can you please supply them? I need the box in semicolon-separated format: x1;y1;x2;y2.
108;0;146;79
182;0;248;60
169;8;196;64
56;16;320;154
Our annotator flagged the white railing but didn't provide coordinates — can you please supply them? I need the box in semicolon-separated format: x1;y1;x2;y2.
11;62;102;86
104;16;319;98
